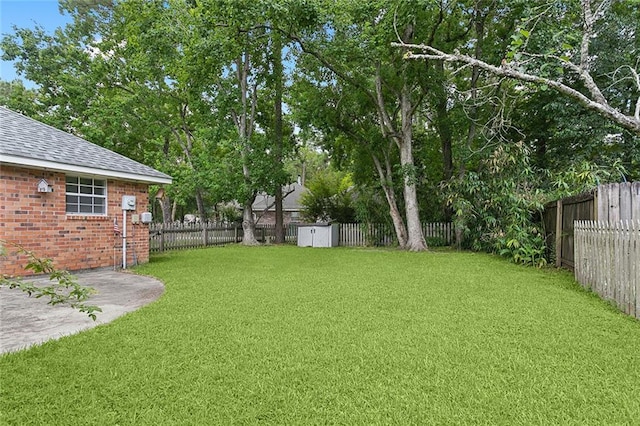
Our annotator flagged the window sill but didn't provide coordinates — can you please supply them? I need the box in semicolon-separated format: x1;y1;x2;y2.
66;215;109;221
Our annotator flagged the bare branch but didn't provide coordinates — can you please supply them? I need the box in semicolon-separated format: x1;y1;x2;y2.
392;42;640;135
374;62;401;147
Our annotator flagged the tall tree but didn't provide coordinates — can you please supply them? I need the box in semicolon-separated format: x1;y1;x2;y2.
290;0;455;250
272;32;286;243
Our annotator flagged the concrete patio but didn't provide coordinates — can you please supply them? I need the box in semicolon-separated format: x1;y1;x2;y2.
0;269;164;354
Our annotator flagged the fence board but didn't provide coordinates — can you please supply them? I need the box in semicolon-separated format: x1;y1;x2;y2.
633;182;640;221
598;182;639;222
575;220;640;320
597;185;609;222
619;183;632;222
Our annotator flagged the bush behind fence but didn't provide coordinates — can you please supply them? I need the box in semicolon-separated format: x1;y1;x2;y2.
149;222;452;253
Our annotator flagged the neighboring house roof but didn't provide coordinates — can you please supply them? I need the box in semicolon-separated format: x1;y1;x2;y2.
252;182;308;212
0;107;172;184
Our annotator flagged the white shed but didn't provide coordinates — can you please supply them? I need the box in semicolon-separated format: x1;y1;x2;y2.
297;223;339;247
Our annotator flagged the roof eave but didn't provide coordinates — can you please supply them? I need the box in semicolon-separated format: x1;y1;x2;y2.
1;155;172;185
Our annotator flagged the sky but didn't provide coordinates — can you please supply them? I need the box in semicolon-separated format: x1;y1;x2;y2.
0;0;72;85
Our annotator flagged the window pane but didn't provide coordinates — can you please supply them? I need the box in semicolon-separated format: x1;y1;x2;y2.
65;175;106;215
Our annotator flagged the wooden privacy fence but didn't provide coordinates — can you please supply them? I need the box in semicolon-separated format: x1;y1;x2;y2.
150;222;453;252
598;182;640;222
574;220;640;320
543;192;595;269
544;182;640;269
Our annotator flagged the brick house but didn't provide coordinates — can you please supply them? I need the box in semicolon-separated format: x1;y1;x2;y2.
0;107;172;276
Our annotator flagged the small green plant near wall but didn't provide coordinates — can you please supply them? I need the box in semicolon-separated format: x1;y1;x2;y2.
0;241;101;320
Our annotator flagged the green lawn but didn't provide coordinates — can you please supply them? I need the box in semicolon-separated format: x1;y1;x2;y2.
1;246;639;425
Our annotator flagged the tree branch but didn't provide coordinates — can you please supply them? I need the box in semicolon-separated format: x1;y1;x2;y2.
392;42;640;135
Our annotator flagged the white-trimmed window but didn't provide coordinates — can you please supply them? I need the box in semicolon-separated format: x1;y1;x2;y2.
65;176;106;215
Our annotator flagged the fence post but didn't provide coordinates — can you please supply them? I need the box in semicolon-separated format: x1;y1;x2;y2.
202;224;208;247
555;199;563;268
159;224;165;252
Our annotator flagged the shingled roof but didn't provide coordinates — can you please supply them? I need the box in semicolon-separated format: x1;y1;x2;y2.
0;107;171;184
252;182;308;212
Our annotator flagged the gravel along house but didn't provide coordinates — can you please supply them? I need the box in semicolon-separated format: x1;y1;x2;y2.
0;107;172;276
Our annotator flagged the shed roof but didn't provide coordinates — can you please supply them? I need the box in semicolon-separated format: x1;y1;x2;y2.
0;107;172;184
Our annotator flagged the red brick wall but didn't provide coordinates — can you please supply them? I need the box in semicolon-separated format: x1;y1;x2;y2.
254;211;300;226
1;165;151;277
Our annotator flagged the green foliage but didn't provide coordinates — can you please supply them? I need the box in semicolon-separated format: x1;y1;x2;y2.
550;160;627;199
443;142;548;267
0;241;101;320
0;80;39;114
300;168;356;223
353;186;393;226
216;203;242;224
512;89;639;183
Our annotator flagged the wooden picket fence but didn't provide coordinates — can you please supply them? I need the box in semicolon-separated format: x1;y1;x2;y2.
574;220;640;319
149;223;297;252
150;222;453;252
338;222;452;247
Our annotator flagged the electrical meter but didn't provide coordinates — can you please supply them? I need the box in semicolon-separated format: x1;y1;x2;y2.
122;195;136;210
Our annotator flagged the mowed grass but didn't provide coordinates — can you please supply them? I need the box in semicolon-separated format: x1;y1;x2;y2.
1;246;640;425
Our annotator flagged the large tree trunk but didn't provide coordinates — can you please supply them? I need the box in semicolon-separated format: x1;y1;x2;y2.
371;153;407;248
388;196;408;249
240;146;259;245
241;196;259;245
374;72;426;251
195;190;206;223
399;142;427;251
234;52;259;245
400;86;427;251
171;199;178;222
273;32;285;244
274;189;284;243
372;23;427;252
159;196;172;223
